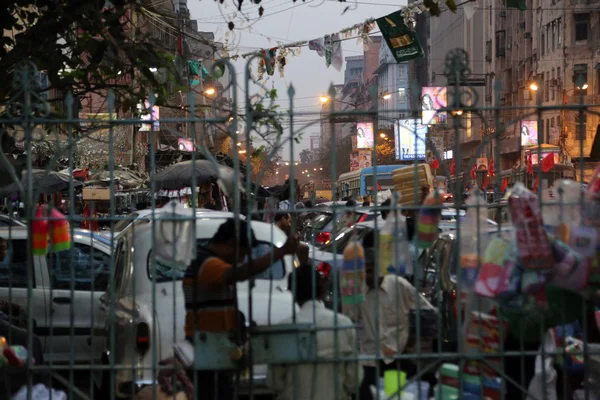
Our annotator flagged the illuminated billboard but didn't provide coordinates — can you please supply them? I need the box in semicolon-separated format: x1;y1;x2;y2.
394;119;428;160
520;120;538;146
421;87;447;125
356;122;374;149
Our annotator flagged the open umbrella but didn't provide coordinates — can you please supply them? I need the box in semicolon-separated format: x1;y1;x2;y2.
150;160;236;190
0;169;83;196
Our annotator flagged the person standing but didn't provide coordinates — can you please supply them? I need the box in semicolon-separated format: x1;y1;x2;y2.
268;264;362;400
346;249;436;400
274;212;292;234
183;219;299;400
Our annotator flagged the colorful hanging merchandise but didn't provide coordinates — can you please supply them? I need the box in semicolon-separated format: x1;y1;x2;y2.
376;10;424;63
324;34;343;71
32;205;49;256
258;48;277;79
49;207;71;253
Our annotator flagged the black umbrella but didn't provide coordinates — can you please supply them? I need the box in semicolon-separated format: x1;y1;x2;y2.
0;169;83;196
150;160;235;190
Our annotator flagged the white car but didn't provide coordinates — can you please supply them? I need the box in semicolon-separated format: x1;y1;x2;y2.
0;227;113;375
101;214;298;398
101;207;241;237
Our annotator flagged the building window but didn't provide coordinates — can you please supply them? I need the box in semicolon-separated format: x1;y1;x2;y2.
574;13;590;41
496;30;506;57
551;69;555;100
573;64;588;95
546;119;550;143
398;88;406;103
557;116;561;129
551;117;555;128
545;72;550;102
575;113;587;140
552;22;556;50
485;40;492;62
541;34;545;56
557;19;562;44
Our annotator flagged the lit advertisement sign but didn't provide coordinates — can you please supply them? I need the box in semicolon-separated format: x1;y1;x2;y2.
394;119;428;160
421;87;447;125
520;120;538;146
356;122;374;149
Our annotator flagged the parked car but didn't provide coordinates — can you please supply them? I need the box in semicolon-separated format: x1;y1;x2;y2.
102;214;299;398
0;215;25;227
101;207;240;237
300;207;379;247
0;227;114;387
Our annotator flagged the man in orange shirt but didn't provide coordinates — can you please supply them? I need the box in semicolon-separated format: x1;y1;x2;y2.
183;218;298;399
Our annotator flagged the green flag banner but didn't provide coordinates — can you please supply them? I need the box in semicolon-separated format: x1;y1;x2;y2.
506;0;527;10
376;11;424;63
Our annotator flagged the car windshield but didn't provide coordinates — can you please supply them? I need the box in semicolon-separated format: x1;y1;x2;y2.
148;240;286;282
112;213;139;232
310;214;333;229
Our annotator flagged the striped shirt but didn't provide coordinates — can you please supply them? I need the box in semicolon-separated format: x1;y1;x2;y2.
183;248;236;337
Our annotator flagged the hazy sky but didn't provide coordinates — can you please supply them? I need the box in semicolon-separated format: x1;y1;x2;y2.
187;0;406;159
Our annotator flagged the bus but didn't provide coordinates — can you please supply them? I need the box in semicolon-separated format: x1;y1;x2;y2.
337;165;404;200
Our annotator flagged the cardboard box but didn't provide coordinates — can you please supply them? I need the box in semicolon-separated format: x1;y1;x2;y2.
83;188;111;201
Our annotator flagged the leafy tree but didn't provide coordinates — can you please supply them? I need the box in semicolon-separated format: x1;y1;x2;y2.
299;149;312;164
376;139;399;166
1;0;176;110
317;136;352;180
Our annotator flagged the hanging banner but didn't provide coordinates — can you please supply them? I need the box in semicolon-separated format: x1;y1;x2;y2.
376;10;423;63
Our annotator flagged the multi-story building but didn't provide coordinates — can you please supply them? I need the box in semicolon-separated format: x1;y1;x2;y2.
486;0;599;180
375;44;411;132
427;2;488;172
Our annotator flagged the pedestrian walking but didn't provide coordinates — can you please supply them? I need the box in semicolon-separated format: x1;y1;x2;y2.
346;248;436;400
268;264;362;400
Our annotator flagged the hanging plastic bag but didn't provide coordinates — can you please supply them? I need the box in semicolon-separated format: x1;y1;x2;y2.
459;187;490;292
155;201;195;268
526;330;558;400
378;209;413;276
508;183;554;270
32;205;49;256
341;239;366;305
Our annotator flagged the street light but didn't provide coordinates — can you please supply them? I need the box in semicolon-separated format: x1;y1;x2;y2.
579;83;589;90
204;87;216;96
380;133;387;139
320;96;329;104
529;82;538;91
382;92;392;100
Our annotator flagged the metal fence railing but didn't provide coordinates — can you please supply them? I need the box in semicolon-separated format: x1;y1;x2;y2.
0;49;599;400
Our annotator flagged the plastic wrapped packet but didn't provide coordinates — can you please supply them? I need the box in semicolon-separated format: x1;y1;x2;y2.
508;183;554;271
474;237;519;300
415;188;445;249
458;187;490;292
341;239;366;305
378;209;413;276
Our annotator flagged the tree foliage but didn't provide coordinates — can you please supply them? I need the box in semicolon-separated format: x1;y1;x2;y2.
317;136;352;179
1;0;178;111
